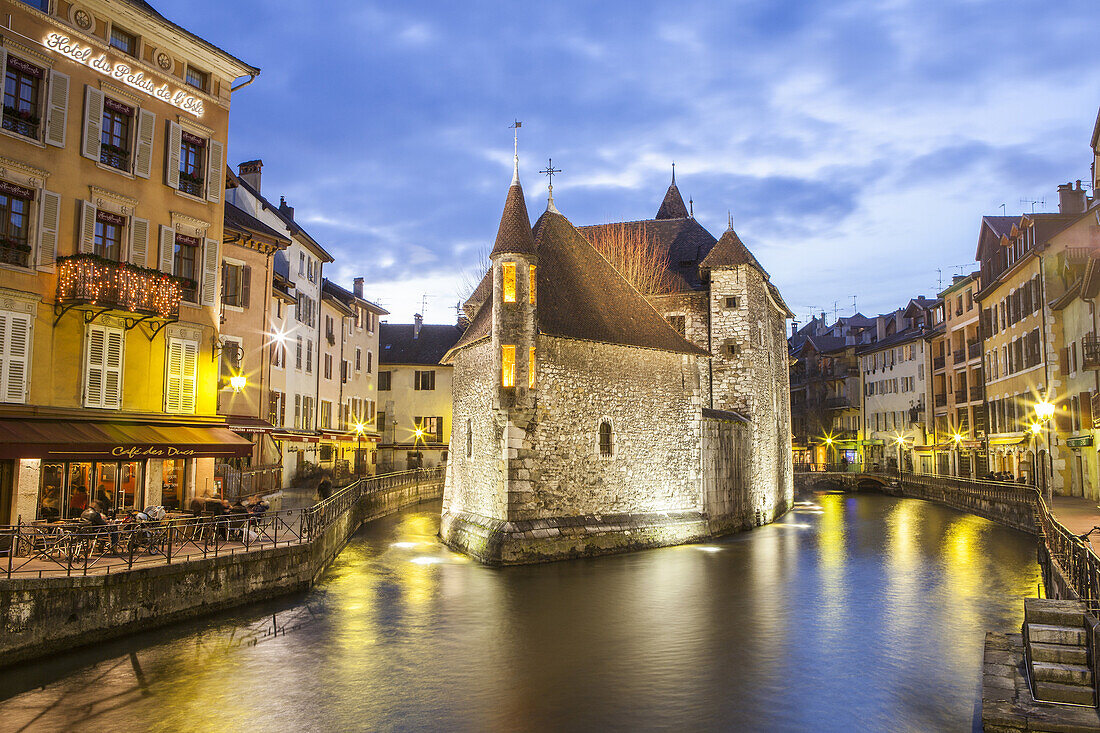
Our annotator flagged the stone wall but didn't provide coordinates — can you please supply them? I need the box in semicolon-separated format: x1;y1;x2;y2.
444;340;503;520
700;408;754;533
0;477;443;667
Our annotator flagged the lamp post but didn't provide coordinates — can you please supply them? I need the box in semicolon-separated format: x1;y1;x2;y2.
824;435;834;471
1034;399;1055;506
354;422;365;484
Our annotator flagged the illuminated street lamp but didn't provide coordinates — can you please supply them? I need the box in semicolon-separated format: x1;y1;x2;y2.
229;374;247;393
1032;399;1055;505
354;422;365;483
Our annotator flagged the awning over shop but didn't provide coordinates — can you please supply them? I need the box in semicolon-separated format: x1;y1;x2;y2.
989;436;1028;446
0;420;252;460
913;445;935;452
226;415;275;434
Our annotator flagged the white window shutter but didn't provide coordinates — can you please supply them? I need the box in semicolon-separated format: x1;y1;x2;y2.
1;313;31;404
82;85;104;161
84;325;106;408
181;340;197;413
37;190;61;272
165;338;183;413
130;217;149;267
45;70;69;148
133;108;156;178
200;237;219;306
78;200;97;254
165;121;182;189
103;328;124;409
206;138;224;203
158;224;175;273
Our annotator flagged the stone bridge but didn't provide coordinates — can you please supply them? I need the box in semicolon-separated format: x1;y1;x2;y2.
793;470;892;494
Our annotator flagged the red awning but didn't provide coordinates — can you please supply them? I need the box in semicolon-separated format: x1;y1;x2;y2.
0;419;253;460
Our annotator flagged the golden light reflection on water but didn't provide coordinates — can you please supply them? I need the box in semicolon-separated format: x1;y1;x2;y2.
816;494;848;648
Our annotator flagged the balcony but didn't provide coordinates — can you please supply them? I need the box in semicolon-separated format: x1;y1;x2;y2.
1084;334;1100;370
955;388;968;404
825;397;850;409
56;254;187;323
933;356;946;371
968;342;981;360
934;394;948;408
953;348;966;364
969;383;983;400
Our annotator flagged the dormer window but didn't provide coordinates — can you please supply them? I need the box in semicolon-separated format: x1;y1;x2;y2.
502;262;516;302
109;26;137;57
185;66;209;93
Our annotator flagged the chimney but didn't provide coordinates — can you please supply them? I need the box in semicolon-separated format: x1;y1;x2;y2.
876;315;887;342
1058;181;1087;215
894;310;905;332
353;277;364;298
279;196;295;221
238;160;262;192
791;320;799;338
413;313;423;339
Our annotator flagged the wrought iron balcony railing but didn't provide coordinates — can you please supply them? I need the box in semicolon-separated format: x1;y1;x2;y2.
968;342;981;359
934;394;948;408
953;348;966;364
57;254;188;321
933;356;946;371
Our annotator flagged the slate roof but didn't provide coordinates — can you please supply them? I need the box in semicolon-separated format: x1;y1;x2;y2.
321;279;388;315
490;180;538;257
224;202;291;245
119;1;258;75
380;324;465;365
700;225;767;275
449;202;709;359
575;217;717;291
656;181;690;219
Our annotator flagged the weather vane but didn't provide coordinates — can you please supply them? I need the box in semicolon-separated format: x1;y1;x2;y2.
509;120;522;182
540;158;561;212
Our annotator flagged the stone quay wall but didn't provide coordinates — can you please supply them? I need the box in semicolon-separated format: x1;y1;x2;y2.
0;476;444;667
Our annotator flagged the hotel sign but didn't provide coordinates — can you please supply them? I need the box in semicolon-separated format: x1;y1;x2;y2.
45;33;205;116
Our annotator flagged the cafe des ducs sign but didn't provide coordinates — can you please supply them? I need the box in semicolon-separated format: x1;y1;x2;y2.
45;33;205;117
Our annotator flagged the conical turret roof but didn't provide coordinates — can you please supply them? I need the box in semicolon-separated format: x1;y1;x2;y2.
490;177;537;257
701;224;767;276
656;181;689;219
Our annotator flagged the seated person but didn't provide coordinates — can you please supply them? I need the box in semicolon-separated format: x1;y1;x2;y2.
69;486;89;515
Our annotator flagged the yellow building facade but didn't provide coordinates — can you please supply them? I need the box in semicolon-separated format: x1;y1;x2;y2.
0;0;255;522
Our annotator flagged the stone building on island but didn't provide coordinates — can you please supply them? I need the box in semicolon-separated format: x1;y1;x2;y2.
440;159;794;565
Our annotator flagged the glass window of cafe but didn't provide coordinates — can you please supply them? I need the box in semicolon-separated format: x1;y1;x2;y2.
38;461;144;521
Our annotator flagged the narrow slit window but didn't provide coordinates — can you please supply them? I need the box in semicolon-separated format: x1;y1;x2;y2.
502;262;516;303
529;265;536;304
529;347;536;388
502;345;516;387
599;421;613;457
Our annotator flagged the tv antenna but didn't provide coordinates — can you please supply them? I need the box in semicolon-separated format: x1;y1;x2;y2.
851;295;858;314
1019;197;1046;213
419;293;430;316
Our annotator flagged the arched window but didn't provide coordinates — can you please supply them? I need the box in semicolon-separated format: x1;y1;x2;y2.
466;418;472;458
599;420;613;457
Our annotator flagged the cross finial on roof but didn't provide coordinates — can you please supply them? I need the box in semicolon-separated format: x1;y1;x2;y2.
509;120;522;184
671;161;676;184
540;157;561;213
727;210;733;230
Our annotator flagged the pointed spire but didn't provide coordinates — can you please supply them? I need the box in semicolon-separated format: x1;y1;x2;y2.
656;170;689;220
511;119;521;185
727;210;733;230
491;126;536;257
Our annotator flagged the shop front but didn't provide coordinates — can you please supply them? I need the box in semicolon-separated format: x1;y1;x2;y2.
0;419;252;522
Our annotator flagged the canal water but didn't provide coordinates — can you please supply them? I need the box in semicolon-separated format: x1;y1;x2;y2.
0;493;1040;732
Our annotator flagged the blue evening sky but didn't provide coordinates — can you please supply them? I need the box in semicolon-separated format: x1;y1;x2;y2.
159;0;1100;327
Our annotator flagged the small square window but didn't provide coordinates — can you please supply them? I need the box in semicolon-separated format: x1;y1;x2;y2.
185;66;209;92
668;315;686;336
725;343;739;357
109;26;137;57
725;296;739;308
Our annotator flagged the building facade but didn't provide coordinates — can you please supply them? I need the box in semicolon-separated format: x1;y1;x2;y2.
0;0;256;520
377;316;462;472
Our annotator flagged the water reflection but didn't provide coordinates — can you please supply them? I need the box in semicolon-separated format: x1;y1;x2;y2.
0;495;1040;732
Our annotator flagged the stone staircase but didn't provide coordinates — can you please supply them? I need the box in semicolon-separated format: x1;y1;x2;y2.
1024;598;1096;706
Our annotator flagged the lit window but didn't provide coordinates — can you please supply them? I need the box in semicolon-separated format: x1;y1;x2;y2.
502;262;516;303
529;265;536;304
502;345;515;387
109;26;137;57
93;211;126;262
173;233;200;302
178;131;206;196
100;98;133;171
185;66;209;92
3;55;43;140
0;186;32;268
529;346;535;388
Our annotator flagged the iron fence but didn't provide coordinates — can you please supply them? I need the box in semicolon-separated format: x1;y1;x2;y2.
0;467;442;579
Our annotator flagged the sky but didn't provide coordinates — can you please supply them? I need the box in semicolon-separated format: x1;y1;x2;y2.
157;0;1100;326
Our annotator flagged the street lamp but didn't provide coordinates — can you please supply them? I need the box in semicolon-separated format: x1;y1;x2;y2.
824;435;834;471
229;374;247;393
354;422;365;483
1034;399;1055;505
894;434;906;478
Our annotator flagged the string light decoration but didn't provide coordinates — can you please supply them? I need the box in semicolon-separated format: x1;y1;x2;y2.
57;253;188;319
